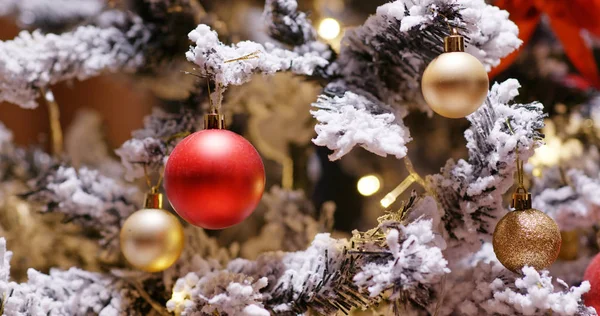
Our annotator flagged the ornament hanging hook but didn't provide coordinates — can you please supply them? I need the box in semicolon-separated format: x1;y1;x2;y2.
204;77;225;129
506;118;531;210
142;164;164;209
430;9;465;53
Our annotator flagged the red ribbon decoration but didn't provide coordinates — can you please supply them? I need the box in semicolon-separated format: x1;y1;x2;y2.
492;0;600;89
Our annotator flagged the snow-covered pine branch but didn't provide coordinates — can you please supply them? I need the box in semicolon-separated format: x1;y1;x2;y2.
0;238;148;316
534;169;600;231
0;0;106;32
263;0;315;46
309;0;520;160
186;24;329;87
167;197;448;315
440;244;595;316
332;0;520;108
22;165;139;249
311;89;411;160
116;107;201;181
0;10;149;109
429;79;545;255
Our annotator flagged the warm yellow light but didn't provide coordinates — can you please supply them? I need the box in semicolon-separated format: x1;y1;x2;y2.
532;167;542;178
318;18;341;40
357;174;381;196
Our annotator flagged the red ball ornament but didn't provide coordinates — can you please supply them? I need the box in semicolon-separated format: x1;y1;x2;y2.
164;129;265;229
584;252;600;311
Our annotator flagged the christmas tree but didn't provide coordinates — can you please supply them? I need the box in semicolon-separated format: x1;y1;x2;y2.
0;0;598;315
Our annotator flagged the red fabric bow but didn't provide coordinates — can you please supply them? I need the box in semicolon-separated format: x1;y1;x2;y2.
492;0;600;88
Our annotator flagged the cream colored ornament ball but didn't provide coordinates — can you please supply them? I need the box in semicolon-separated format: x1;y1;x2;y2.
421;52;489;118
120;208;185;272
492;209;561;273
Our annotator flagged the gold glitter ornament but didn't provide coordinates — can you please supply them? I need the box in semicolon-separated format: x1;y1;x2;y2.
492;137;561;273
493;208;561;272
120;191;185;272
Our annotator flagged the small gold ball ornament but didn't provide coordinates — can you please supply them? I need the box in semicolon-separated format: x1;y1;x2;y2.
120;192;184;272
492;190;561;272
421;29;489;119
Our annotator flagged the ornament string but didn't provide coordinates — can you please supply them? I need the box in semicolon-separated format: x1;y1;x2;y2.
144;127;191;196
143;164;164;194
39;87;63;156
506;118;532;210
506;119;525;189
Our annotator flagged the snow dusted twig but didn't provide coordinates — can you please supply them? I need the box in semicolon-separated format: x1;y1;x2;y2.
440;247;594;316
0;238;149;316
428;79;545;255
534;169;600;231
167;196;448;315
116;107;201;181
263;0;315;45
186;24;329;87
311;90;411;160
22;165;140;248
0;0;106;31
0;10;149;109
332;0;520;108
309;0;520;160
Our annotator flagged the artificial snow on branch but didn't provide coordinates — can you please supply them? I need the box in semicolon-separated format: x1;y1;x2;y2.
0;10;149;109
167;196;447;315
332;0;520;108
0;0;106;31
263;0;315;46
534;169;600;231
186;24;329;87
0;238;147;316
311;90;411;160
116;107;201;181
22;165;139;249
429;79;545;255
440;244;594;316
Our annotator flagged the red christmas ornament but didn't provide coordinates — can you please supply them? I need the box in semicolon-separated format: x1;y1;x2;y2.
584;252;600;311
164;115;265;229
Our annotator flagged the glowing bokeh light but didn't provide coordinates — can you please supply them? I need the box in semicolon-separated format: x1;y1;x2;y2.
357;174;382;196
318;18;341;40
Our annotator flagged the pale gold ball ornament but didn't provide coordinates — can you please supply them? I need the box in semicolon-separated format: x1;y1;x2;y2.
120;192;184;272
492;190;561;273
421;29;489;119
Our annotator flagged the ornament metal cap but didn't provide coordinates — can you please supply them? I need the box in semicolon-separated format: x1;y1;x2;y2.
511;187;532;211
204;112;225;130
144;191;163;209
444;28;464;53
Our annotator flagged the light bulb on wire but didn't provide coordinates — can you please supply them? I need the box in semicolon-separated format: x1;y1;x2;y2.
357;174;382;196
